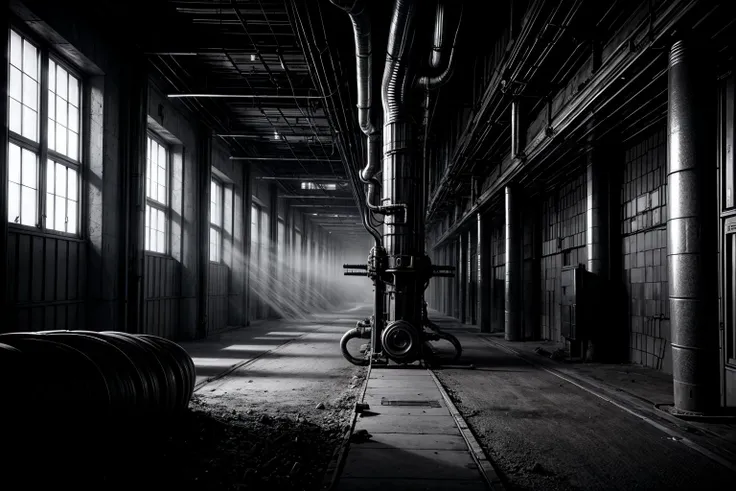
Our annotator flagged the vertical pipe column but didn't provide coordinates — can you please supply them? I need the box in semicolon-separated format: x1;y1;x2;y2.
479;212;492;333
667;40;719;414
505;185;523;341
196;130;212;338
460;232;468;323
586;145;608;276
511;100;525;159
124;58;149;335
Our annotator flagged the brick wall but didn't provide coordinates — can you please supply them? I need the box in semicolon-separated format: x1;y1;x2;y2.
539;168;587;342
621;126;671;372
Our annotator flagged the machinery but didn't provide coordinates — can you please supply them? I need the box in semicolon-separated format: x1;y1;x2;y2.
331;0;465;367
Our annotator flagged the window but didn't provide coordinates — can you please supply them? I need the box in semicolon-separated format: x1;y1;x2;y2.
7;28;82;234
300;181;337;191
144;135;169;253
210;178;223;262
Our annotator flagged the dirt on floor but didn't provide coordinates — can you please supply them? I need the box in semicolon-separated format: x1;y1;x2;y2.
7;367;367;491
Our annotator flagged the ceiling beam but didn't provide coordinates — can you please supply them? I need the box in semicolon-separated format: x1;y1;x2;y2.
230;157;342;162
168;93;325;99
255;176;347;181
279;195;353;200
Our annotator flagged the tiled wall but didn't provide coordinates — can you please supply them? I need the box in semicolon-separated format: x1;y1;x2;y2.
621;126;671;372
539;169;587;342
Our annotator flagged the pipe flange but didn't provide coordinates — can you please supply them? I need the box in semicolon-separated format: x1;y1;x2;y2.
381;320;419;362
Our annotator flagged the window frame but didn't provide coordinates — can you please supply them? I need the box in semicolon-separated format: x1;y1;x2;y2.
7;25;85;238
144;132;172;256
209;176;224;263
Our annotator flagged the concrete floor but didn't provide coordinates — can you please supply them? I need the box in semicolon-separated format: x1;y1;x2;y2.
429;316;736;491
181;307;368;419
180;307;736;490
336;367;491;491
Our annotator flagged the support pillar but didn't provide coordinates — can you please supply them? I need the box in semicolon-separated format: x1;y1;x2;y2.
667;40;719;414
460;231;468;323
196;130;212;338
124;58;149;335
505;185;523;341
479;212;492;333
0;16;9;332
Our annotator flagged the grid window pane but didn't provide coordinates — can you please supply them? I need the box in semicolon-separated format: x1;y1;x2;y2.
210;179;222;227
9;146;39;226
146;136;168;206
48;61;80;161
210;226;221;262
144;203;168;254
45;160;79;233
8;31;39;142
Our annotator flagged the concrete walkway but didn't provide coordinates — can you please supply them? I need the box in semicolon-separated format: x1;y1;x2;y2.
336;366;497;491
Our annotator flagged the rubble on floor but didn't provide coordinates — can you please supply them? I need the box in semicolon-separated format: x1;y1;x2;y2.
9;370;367;491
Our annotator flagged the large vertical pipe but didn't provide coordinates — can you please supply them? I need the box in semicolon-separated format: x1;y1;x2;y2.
124;57;149;335
478;212;492;332
460;232;468;323
585;142;609;359
586;145;608;276
511;99;525;158
505;185;523;341
667;40;719;414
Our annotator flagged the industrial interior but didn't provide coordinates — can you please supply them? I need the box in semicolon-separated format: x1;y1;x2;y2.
2;0;736;489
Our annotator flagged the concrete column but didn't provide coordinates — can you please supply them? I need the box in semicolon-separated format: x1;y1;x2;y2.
667;40;719;414
479;212;492;333
505;185;523;341
196;130;212;338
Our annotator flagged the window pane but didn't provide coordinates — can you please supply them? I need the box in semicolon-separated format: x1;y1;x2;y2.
9;99;21;134
49;92;56;122
68;130;78;161
54;196;65;230
56;122;67;155
67;200;77;234
55;163;67;198
157;232;165;253
22;106;37;141
57;67;68;99
9;143;21;184
150;226;158;252
10;30;22;68
22;74;37;110
21;148;37;187
45;192;54;229
69;105;79;133
157;165;166;189
23;40;38;80
57;96;67;126
158;184;166;204
68;168;78;202
8;183;21;223
49;60;56;93
46;159;55;195
158;145;166;172
10;66;21;101
69;76;79;106
20;186;36;226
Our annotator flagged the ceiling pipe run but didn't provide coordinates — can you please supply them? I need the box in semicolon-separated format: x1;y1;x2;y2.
229;157;342;161
168;93;326;99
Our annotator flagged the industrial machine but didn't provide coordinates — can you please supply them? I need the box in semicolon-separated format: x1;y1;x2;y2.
331;0;465;366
